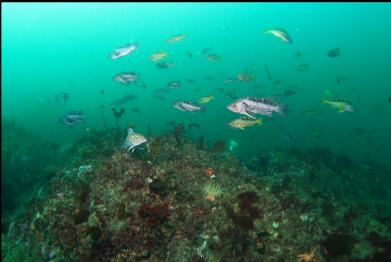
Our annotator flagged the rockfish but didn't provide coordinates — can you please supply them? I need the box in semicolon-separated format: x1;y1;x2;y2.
113;72;139;85
229;117;263;130
109;43;138;60
227;97;287;118
173;101;204;112
58;111;86;126
150;51;168;62
123;128;147;152
321;98;356;113
166;34;187;44
265;28;292;43
110;95;138;106
199;95;215;104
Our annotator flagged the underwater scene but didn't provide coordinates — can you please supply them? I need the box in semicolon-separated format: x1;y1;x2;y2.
2;2;391;261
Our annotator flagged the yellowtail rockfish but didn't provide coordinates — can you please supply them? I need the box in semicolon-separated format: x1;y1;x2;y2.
229;117;263;130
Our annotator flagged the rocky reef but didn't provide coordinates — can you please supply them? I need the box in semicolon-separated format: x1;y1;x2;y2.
2;127;391;262
1;119;61;219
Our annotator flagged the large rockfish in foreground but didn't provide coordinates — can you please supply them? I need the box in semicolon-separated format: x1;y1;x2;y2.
227;97;287;118
122;128;147;152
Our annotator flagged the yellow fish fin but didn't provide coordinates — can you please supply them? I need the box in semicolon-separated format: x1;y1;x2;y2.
257;118;263;125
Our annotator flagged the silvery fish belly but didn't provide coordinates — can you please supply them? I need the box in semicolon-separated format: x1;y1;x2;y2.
110;43;138;60
123;128;147;152
59;111;86;126
113;72;139;85
173;101;204;112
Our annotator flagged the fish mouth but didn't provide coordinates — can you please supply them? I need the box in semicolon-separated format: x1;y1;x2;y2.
227;104;235;112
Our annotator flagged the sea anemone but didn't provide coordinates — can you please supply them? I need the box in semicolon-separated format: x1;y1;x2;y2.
203;182;223;201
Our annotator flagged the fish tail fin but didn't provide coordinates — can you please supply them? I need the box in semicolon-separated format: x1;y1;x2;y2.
277;104;288;117
321;98;328;104
257;118;263;125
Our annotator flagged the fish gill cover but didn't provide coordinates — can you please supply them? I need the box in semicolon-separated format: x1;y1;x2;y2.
1;3;391;262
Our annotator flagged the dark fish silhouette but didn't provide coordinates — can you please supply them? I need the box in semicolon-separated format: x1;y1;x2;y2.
296;63;309;72
167;81;181;89
59;111;86;126
156;61;176;69
55;92;70;104
201;48;211;55
295;51;303;60
153;94;167;101
130;107;142;114
204;76;215;80
110;95;137;106
327;48;340;58
166;121;176;126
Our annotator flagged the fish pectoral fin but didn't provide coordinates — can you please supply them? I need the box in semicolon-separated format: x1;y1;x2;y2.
244;112;255;119
244;109;256;119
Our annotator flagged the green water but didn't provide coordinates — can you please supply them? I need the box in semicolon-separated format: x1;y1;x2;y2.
2;2;391;166
2;4;391;261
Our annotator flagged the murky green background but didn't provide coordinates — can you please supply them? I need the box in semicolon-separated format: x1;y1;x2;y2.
2;3;391;167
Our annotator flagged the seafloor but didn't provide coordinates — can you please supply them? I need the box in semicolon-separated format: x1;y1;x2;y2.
2;123;391;262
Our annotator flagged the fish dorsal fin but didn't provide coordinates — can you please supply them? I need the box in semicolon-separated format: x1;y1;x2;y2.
249;96;262;101
263;97;276;104
249;97;275;104
185;101;197;106
128;128;134;135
